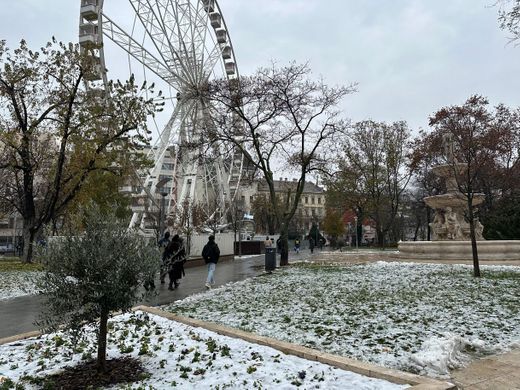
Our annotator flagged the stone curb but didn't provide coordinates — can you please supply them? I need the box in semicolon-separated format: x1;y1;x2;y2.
134;305;456;390
0;330;41;345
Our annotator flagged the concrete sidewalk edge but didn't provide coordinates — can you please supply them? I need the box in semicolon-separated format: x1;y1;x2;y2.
135;305;456;389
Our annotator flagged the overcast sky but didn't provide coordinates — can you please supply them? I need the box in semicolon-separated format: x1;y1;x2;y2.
2;0;520;134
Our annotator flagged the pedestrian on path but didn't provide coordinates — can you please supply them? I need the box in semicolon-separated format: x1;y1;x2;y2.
202;235;220;289
158;231;171;284
164;234;186;290
294;238;300;253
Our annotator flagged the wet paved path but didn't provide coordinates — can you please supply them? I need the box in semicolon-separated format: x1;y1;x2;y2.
0;251;312;339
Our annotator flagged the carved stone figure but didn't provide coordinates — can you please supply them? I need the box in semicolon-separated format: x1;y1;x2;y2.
430;211;447;240
442;132;457;164
444;207;461;240
474;219;484;240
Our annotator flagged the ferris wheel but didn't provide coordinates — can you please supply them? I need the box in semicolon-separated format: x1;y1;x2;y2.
78;0;244;232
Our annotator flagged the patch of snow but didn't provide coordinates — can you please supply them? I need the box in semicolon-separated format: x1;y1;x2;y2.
164;262;520;378
408;333;498;377
0;271;42;301
0;311;408;389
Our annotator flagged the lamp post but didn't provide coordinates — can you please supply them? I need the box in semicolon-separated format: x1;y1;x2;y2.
354;216;358;251
400;212;404;242
156;177;172;239
315;221;319;251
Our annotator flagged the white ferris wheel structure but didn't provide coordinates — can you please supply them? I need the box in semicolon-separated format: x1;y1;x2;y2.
78;0;245;233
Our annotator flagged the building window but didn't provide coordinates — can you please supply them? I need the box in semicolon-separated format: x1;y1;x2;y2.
159;174;173;181
318;197;321;204
161;163;175;171
312;197;315;204
305;197;308;204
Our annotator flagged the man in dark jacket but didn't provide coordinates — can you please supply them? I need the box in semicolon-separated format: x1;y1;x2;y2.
202;235;220;289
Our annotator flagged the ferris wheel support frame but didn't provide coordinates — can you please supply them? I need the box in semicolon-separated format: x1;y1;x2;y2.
79;0;245;234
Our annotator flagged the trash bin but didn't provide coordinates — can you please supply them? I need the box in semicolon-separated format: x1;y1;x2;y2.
265;248;276;272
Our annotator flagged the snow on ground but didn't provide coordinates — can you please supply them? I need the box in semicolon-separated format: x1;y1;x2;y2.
0;311;407;390
0;271;42;301
164;262;520;378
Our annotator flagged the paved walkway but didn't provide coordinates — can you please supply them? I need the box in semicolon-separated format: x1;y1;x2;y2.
451;349;520;389
0;250;312;339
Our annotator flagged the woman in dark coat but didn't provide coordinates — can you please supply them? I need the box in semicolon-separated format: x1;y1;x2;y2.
164;234;186;290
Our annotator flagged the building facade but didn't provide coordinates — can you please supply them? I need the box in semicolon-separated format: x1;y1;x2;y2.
253;178;326;235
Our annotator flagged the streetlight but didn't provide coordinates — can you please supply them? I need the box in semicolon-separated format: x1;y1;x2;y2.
315;221;319;251
354;216;358;252
156;177;172;239
400;212;405;242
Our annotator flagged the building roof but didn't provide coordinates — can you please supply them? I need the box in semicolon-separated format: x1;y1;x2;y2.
257;179;324;194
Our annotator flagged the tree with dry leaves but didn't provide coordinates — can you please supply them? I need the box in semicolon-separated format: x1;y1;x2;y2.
326;120;414;247
417;95;520;277
0;39;159;262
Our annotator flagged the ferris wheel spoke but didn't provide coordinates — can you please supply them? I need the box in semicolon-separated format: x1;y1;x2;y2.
161;0;221;86
102;15;189;88
129;0;199;87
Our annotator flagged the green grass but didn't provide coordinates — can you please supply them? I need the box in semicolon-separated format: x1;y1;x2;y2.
0;259;44;272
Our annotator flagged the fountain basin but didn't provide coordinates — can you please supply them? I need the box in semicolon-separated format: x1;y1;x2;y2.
424;193;484;209
398;240;520;261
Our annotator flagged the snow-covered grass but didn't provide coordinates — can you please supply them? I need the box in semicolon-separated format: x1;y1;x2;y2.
164;262;520;378
0;311;407;389
0;270;43;301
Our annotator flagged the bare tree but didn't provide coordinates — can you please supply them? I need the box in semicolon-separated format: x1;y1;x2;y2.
497;0;520;41
0;39;159;262
208;63;356;265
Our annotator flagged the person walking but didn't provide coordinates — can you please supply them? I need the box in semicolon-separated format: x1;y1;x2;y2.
202;235;220;289
158;231;171;284
294;238;300;253
164;234;186;290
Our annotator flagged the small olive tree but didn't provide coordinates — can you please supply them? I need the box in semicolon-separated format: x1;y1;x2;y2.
36;205;160;373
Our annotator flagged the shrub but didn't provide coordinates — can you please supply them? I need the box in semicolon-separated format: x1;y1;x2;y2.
36;204;160;373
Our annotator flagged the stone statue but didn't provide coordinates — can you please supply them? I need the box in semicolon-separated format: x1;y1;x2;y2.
442;132;457;164
430;211;447;240
445;207;461;240
474;218;484;240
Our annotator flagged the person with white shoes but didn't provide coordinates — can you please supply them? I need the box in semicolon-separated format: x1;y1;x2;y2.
202;235;220;289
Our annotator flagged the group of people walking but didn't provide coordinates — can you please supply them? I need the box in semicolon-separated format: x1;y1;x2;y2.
153;232;220;291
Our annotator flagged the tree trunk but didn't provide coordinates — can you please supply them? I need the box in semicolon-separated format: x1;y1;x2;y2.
279;226;289;266
413;222;420;241
376;228;384;247
467;202;481;278
426;207;431;241
21;223;37;264
97;307;109;373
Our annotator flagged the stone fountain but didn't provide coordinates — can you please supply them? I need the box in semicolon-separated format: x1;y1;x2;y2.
399;133;520;261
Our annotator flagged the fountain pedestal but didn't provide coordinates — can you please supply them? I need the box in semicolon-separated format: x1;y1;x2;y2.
398;156;520;261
